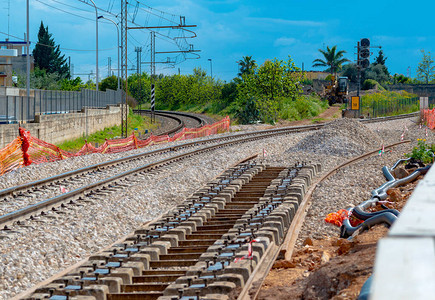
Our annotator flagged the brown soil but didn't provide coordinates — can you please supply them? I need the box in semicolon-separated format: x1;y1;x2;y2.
257;170;421;300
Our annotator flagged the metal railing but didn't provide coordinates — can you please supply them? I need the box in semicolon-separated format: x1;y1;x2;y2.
0;88;122;123
369;97;419;118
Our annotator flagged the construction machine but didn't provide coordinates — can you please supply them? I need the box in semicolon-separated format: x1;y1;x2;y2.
324;76;349;105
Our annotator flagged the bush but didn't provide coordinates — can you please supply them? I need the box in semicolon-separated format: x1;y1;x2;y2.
362;79;385;91
278;95;328;121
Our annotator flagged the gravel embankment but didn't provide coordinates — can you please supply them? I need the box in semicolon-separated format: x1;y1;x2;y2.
0;117;426;299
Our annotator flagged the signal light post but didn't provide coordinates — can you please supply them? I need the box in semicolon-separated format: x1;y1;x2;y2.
356;38;371;117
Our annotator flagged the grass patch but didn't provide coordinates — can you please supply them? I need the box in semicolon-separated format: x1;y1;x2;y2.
57;112;159;152
311;117;324;123
279;95;329;121
361;91;419;117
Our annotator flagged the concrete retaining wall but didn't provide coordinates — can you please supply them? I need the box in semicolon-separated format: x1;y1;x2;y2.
0;105;122;148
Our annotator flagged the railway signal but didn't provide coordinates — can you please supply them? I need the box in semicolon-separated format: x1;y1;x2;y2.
359;38;371;69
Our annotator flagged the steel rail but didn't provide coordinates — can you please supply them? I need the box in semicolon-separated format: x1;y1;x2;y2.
0;128;316;228
242;140;412;300
0;112;418;228
134;110;185;136
0;123;322;199
0;111;418;205
135;109;206;127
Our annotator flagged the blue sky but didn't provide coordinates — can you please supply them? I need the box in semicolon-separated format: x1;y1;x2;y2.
1;0;434;82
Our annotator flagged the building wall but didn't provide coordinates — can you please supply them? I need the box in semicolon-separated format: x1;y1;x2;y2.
387;84;435;96
0;105;122;148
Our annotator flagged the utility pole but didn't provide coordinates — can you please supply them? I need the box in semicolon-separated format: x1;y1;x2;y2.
25;0;30;123
135;47;142;74
120;0;128;137
135;47;142;109
108;57;112;77
150;32;155;77
7;0;10;37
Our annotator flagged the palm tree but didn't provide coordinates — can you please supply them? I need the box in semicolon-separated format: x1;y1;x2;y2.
237;56;257;77
312;45;350;74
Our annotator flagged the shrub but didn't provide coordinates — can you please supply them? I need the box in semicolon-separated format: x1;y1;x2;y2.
362;79;385;91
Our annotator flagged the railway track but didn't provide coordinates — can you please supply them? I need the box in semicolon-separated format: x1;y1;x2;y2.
7;113;418;299
134;110;208;136
0;112;418;231
18;159;320;300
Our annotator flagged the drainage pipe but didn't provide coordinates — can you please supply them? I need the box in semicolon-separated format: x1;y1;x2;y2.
340;211;397;238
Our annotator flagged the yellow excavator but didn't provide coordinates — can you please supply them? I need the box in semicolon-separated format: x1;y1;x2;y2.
324;76;349;105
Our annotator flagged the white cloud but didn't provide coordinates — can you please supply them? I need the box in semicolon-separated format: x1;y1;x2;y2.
274;37;298;47
247;17;325;27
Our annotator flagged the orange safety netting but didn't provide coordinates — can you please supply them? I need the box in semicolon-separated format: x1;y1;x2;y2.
325;209;364;227
0;137;23;175
422;108;435;129
0;116;230;175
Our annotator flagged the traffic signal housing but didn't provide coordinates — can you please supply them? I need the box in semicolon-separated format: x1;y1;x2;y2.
359;38;370;69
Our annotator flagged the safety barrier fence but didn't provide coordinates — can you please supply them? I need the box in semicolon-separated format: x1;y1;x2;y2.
0;116;230;175
368;97;419;118
422;108;435;129
0;88;121;123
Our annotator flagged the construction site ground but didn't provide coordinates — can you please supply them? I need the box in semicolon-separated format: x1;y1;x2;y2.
257;175;420;300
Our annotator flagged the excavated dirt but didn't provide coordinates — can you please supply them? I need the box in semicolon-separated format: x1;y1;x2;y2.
257;172;421;300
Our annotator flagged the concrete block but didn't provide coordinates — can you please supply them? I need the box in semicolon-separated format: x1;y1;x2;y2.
105;267;134;284
159;234;179;247
79;285;109;300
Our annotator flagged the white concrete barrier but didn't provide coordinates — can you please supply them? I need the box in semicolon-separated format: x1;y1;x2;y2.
372;165;435;299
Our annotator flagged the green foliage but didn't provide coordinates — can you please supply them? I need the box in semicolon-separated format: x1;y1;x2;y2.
341;63;359;83
301;79;313;85
416;49;435;84
237;56;257;77
33;21;69;78
325;74;334;81
236;56;305;123
392;74;412;84
100;75;119;91
278;95;328;121
364;64;390;85
57;112;158;151
362;79;385;91
312;45;350;74
361;91;419;117
374;50;387;66
405;139;435;164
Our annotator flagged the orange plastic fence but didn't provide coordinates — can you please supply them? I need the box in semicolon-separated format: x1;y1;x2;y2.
0;116;230;175
423;108;435;129
325;209;364;227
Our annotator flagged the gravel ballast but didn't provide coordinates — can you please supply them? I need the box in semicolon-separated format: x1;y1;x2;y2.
0;116;426;299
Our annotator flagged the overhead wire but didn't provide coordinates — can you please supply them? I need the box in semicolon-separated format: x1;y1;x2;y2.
0;31;116;52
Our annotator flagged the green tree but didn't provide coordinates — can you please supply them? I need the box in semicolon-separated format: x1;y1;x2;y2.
341;63;360;83
416;49;435;84
236;56;304;123
365;64;390;85
237;56;257;77
312;45;350;74
101;75;120;91
33;21;69;78
374;50;387;65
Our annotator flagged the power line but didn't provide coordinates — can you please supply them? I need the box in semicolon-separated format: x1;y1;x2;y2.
46;0;94;14
34;0;95;21
0;31;117;52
